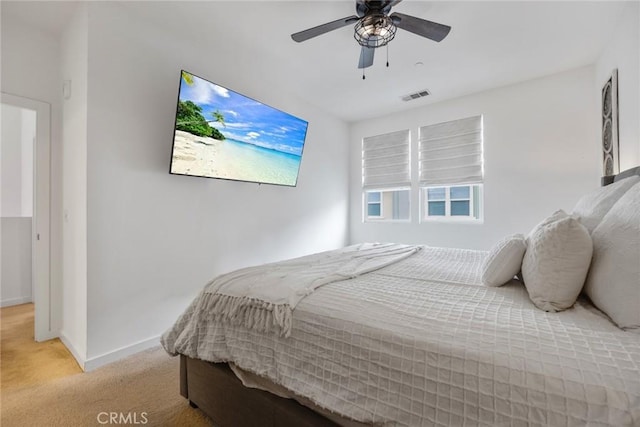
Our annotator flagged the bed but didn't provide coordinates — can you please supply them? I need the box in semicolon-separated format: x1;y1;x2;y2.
162;167;640;426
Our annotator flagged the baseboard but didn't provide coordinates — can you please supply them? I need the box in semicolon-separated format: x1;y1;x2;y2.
84;335;161;372
59;331;86;371
0;296;33;307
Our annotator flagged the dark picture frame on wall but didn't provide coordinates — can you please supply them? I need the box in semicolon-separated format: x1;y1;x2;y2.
601;69;620;176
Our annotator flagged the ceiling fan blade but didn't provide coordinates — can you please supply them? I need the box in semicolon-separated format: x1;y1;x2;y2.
291;15;359;42
390;12;451;42
358;45;375;69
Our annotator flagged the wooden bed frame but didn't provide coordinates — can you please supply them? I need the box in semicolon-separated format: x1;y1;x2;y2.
179;167;640;427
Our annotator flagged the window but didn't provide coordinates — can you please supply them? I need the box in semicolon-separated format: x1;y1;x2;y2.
362;130;410;222
366;191;382;217
426;187;446;216
419;116;484;222
423;185;482;220
364;189;410;221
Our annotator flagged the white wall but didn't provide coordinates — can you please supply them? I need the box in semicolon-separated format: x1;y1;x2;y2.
595;1;640;171
1;104;23;217
21;109;35;216
82;2;349;366
1;218;32;307
349;66;599;250
1;104;35;306
1;17;62;324
60;3;88;364
0;105;34;217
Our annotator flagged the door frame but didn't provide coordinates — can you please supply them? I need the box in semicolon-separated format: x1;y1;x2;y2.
2;92;54;341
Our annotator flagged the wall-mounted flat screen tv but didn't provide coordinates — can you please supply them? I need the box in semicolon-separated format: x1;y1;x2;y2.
170;70;309;187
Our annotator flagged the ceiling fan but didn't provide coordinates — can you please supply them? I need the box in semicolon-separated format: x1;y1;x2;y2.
291;0;451;70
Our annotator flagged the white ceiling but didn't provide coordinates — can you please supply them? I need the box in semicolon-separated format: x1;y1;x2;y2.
2;1;630;122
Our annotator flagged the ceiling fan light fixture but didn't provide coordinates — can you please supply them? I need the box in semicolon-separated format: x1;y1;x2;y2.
354;14;397;48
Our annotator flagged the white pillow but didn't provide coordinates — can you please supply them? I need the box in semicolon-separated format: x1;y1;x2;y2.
482;234;527;287
526;209;568;242
522;216;593;312
572;175;640;234
584;182;640;330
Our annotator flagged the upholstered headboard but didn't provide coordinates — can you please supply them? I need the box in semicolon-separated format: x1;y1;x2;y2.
601;166;640;186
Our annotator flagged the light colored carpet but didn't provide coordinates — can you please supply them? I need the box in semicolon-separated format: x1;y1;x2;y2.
1;346;214;426
1;303;213;426
1;303;82;389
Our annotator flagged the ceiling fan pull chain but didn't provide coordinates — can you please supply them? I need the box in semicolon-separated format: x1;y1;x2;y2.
362;68;366;80
386;45;390;67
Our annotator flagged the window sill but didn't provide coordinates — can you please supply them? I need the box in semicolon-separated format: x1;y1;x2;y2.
420;217;484;225
364;219;412;224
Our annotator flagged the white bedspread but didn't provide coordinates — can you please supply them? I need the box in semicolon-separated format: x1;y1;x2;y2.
191;243;421;337
162;245;640;426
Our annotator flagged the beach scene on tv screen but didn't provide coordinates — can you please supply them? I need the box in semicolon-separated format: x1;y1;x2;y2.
171;71;308;186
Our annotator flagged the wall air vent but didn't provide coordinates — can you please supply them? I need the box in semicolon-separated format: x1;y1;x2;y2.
401;89;430;102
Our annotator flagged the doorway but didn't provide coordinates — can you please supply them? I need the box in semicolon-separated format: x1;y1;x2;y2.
1;93;53;342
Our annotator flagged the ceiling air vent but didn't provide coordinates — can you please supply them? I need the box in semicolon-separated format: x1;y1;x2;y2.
401;89;430;102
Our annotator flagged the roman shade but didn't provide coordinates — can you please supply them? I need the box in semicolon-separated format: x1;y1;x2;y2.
362;129;411;190
419;116;483;186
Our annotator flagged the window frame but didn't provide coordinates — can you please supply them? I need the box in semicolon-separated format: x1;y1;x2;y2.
420;184;483;223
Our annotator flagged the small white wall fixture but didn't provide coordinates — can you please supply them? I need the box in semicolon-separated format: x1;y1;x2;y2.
1;92;54;341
